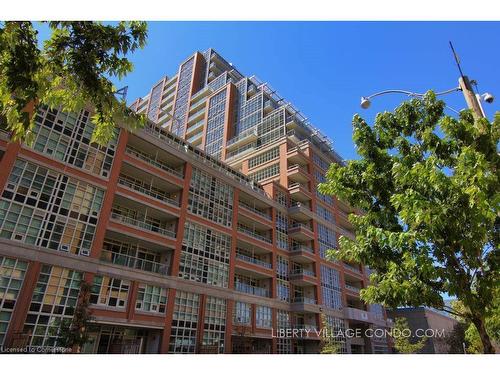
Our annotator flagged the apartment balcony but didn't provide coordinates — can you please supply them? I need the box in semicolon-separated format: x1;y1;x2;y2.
236;252;272;270
290;244;316;263
291;297;318;313
247;84;257;98
100;249;169;276
124;145;184;181
185;120;205;138
288;201;314;221
263;100;276;115
289;269;317;286
235;251;273;278
345;281;362;296
237;224;272;247
190;86;213;103
234;281;270;298
287;164;310;184
187;131;202;146
109;212;176;239
226;127;258;151
117;174;181;208
288;182;312;203
187;107;206;125
287;146;309;166
345;307;374;324
288;223;315;241
343;262;363;275
188;96;207;113
238;203;273;229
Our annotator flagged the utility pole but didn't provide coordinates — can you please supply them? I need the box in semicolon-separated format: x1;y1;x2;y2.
458;76;485;119
450;42;486;119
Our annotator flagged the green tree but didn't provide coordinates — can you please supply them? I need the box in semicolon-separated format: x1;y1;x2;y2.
50;280;93;353
451;291;500;353
443;322;469;354
319;314;341;354
392;317;427;354
0;21;148;145
318;92;499;353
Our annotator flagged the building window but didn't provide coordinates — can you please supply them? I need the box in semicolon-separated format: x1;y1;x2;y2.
248;146;280;169
171;57;194;137
256;306;272;328
0;159;104;255
320;265;342;310
188;167;234;227
324;315;348;353
0;256;28;345
135;284;168;314
248;163;280;182
90;275;130;309
180;221;231;287
233;301;252;326
202;296;226;353
205;88;227;159
32;106;117;177
317;223;338;259
23;265;82;348
169;291;200;353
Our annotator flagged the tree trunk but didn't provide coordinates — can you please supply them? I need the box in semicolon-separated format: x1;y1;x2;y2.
472;316;495;354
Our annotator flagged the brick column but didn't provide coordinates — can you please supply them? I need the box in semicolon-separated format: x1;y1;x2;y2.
196;294;207;353
224;300;234;353
0;142;21;194
4;261;41;347
90;130;129;259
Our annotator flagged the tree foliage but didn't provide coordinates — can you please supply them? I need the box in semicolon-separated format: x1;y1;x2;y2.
50;280;93;352
318;92;499;353
392;317;427;354
0;21;148;145
319;314;341;354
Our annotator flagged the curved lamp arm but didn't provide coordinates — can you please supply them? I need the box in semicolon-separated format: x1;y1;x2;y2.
361;86;461;109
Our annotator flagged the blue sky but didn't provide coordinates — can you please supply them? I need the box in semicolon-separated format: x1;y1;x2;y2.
37;22;500;160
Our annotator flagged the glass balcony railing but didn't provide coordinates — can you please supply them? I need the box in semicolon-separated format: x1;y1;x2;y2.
235;253;272;269
289;223;313;231
110;212;176;238
235;281;270;297
100;249;169;275
117;175;180;207
125;146;184;178
344;263;361;273
226;127;258;147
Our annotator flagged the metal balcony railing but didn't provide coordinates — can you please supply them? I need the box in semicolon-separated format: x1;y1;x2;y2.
117;175;180;207
239;201;272;220
237;225;272;244
288;182;310;192
292;297;317;305
290;269;316;278
125;146;184;178
289;223;313;231
291;244;314;253
235;253;272;269
287;164;309;176
226;127;258;147
345;284;361;293
234;281;270;297
343;263;361;273
110;212;176;238
100;249;169;275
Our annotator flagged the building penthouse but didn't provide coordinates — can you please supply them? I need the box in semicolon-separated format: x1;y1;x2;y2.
0;49;390;354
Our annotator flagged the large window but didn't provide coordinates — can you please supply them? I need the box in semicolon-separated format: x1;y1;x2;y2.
202;296;226;353
247;163;280;182
90;275;130;309
188;167;234;227
205;88;227;158
248;146;280;169
23;265;82;348
171;57;194;137
32;106;117;178
180;221;231;287
135;284;168;314
256;305;272;328
233;301;251;326
324;315;348;353
0;257;28;345
320;265;343;310
169;291;200;353
0;159;104;255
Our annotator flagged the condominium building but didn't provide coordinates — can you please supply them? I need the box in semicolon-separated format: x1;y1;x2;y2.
0;49;391;354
